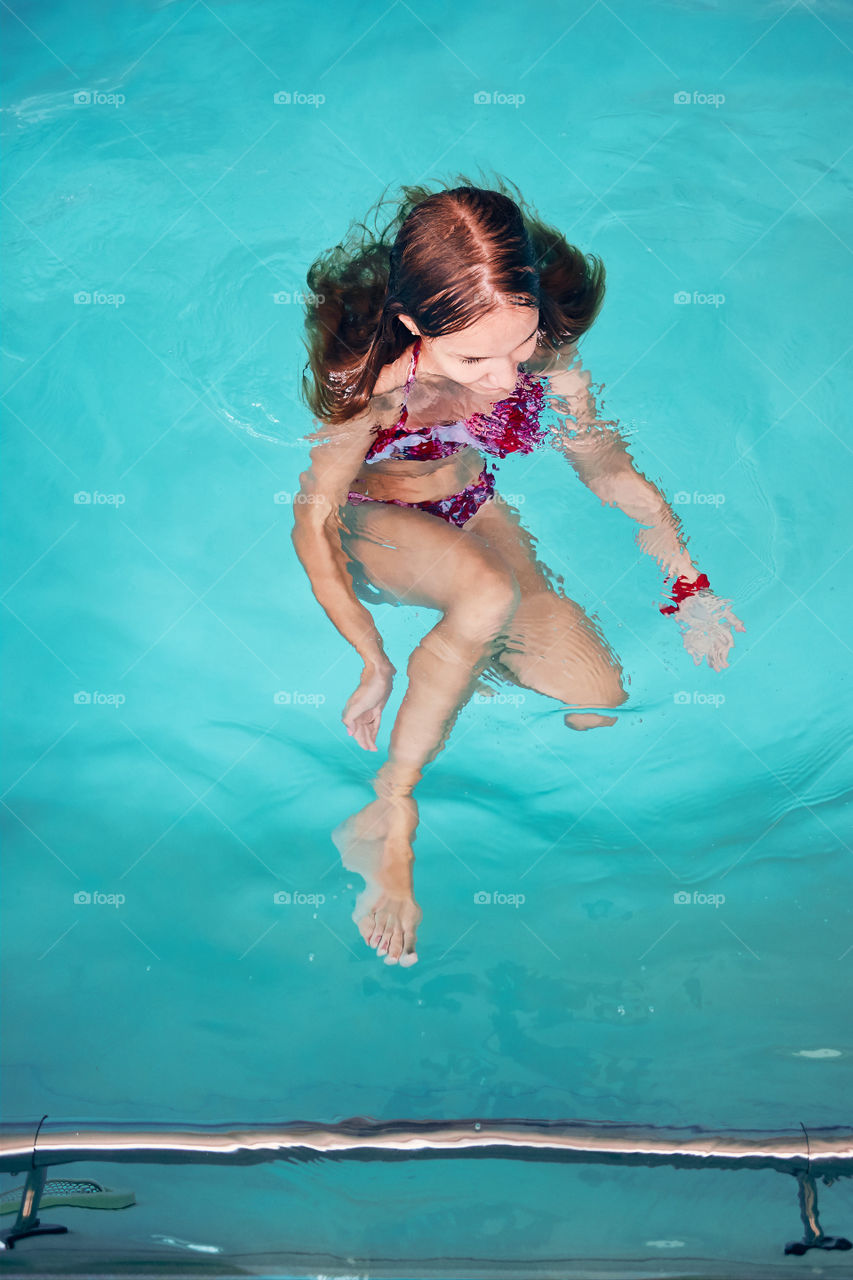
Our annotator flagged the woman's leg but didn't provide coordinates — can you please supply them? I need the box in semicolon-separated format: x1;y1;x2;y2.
342;498;522;787
334;499;521;964
463;494;629;725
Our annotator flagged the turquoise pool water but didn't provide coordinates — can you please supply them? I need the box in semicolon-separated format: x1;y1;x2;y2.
2;0;852;1274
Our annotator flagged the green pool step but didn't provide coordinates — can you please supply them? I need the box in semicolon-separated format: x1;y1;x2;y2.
0;1178;135;1213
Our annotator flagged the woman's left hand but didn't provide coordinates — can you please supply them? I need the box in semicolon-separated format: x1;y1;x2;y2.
674;590;746;672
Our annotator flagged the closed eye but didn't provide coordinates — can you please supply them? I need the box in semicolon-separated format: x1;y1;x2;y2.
459;332;539;366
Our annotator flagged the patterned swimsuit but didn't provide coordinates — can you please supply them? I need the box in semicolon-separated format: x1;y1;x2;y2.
347;337;548;529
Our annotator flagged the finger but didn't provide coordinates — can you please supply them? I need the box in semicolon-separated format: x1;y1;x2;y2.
362;714;380;751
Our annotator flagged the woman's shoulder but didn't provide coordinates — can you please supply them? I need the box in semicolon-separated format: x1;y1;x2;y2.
526;339;592;402
524;338;581;380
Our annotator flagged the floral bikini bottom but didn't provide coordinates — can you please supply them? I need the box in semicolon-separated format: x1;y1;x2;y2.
347;464;496;530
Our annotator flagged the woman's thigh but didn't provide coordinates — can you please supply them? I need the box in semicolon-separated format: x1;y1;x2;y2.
338;497;517;613
465;493;628;708
339;492;626;709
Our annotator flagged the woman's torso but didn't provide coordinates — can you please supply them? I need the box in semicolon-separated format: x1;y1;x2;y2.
347;339;545;504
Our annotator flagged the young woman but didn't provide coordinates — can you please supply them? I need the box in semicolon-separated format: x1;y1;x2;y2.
293;177;745;969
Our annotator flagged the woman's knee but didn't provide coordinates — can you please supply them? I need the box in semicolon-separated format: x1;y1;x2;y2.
450;564;521;642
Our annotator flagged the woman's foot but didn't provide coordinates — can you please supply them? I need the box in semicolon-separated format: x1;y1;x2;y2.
331;796;422;966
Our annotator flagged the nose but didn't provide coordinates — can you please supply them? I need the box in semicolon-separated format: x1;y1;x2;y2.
478;361;518;396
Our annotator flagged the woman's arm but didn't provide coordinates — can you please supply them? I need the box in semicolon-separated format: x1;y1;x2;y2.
291;414;396;749
291;413;388;661
541;352;699;581
541;349;746;671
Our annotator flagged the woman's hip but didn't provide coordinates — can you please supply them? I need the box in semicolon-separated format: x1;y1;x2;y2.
347;464;495;530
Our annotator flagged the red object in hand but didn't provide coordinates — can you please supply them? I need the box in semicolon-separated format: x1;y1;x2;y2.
660;571;711;615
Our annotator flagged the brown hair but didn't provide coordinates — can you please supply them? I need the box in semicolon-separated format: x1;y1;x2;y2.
300;172;606;425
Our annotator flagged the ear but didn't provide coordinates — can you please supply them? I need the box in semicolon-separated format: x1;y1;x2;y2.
397;314;421;337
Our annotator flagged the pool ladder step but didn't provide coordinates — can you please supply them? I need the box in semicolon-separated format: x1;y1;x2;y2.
0;1167;135;1249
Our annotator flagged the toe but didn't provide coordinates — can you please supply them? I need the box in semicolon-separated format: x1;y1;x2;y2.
356;913;375;945
369;913;389;949
399;930;419;966
384;925;404;963
376;917;396;957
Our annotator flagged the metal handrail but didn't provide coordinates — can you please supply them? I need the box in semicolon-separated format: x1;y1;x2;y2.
2;1116;852;1174
1;1118;850;1255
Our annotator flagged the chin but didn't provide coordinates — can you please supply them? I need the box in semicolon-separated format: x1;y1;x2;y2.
475;385;514;398
471;374;520;397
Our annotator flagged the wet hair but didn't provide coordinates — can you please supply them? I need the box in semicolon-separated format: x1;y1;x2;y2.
300;172;606;424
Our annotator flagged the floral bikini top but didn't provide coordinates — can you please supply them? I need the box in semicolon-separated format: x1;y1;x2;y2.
364;337;548;464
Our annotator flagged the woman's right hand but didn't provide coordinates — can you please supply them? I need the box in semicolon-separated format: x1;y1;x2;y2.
342;658;396;751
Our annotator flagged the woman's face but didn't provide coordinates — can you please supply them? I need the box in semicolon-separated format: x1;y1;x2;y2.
401;304;540;397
